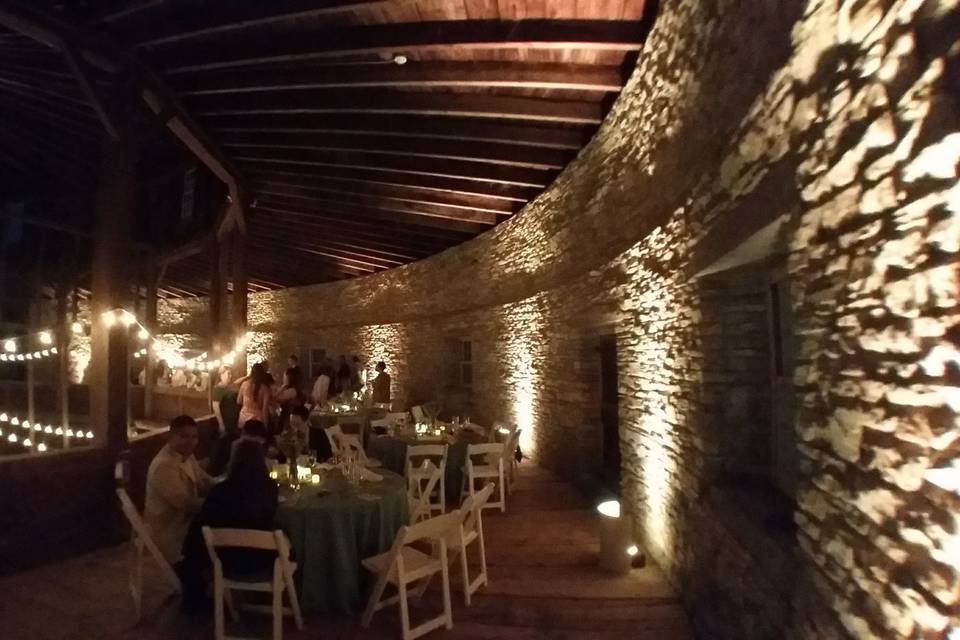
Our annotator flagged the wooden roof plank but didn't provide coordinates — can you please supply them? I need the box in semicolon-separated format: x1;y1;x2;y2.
219;130;571;170
190;90;604;125
159;19;648;73
175;61;625;95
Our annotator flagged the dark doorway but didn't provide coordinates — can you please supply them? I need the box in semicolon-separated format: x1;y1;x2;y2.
598;336;620;492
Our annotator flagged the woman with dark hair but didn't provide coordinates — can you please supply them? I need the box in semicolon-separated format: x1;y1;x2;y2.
237;362;271;428
278;366;306;432
179;440;279;610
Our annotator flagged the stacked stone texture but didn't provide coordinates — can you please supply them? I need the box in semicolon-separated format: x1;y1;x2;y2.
159;1;960;638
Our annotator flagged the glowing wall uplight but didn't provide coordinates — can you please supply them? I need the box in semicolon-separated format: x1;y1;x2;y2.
494;297;546;458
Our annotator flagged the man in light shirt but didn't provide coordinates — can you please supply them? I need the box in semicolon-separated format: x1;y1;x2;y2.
144;415;212;611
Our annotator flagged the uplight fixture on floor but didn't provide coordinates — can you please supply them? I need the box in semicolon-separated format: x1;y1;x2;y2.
596;499;634;575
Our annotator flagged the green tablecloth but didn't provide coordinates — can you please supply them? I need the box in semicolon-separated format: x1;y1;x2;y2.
367;435;469;503
277;469;408;614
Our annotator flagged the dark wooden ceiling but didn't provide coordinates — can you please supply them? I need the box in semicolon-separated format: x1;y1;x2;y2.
0;0;653;298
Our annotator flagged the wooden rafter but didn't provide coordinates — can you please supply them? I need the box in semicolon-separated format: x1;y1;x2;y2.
175;62;625;95
160;20;648;73
190;90;604;125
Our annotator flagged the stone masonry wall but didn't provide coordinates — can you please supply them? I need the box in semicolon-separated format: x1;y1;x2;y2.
159;1;960;638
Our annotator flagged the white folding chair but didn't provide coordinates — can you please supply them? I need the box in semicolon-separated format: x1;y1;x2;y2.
408;460;442;525
361;511;460;640
324;424;343;456
406;444;448;514
462;443;506;512
114;461;181;621
410;405;426;424
336;433;382;467
201;527;304;640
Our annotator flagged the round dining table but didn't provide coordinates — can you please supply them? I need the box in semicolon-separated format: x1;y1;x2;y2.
276;468;408;614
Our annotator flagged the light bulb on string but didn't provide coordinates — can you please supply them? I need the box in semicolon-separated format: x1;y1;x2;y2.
138;327;149;340
4;339;16;353
41;349;49;356
37;443;47;452
0;413;7;422
102;311;116;327
55;427;63;435
85;431;94;439
10;417;18;425
66;428;74;437
43;425;52;434
23;438;32;447
120;311;135;327
51;347;57;354
39;331;52;345
71;321;83;335
7;433;16;443
16;354;24;361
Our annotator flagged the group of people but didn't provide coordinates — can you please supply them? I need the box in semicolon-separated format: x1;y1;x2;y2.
144;415;282;613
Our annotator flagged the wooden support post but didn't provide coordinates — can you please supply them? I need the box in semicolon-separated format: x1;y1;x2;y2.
144;266;158;421
210;235;230;356
56;287;70;447
26;297;36;424
231;224;247;378
89;107;135;453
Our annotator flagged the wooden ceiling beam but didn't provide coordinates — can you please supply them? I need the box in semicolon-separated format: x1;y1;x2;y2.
253;204;466;248
204;114;588;149
250;224;426;263
257;192;491;234
131;1;388;48
233;149;552;189
240;161;537;203
254;184;506;226
250;177;515;216
190;90;603;125
219;130;570;170
176;62;625;95
160;19;648;73
242;164;534;204
246;245;369;279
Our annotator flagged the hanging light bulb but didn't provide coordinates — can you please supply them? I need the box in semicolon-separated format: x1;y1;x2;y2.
51;346;58;354
0;413;7;421
33;423;42;432
25;353;33;360
54;427;63;436
102;311;116;327
43;425;52;434
138;327;149;340
39;331;52;345
37;442;47;452
85;430;94;439
23;438;32;447
7;433;16;443
120;310;135;327
71;321;83;335
3;339;16;353
10;416;18;425
66;428;74;437
0;354;7;362
41;349;50;356
16;354;24;361
22;420;29;430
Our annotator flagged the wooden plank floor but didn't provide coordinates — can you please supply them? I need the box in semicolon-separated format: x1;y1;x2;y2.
0;465;693;640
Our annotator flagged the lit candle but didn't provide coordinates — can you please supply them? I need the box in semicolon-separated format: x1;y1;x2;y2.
269;470;278;480
311;474;321;485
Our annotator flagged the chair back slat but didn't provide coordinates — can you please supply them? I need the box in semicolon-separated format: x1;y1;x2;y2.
409;460;442;524
400;511;462;545
407;443;447;458
203;527;279;551
462;482;496;531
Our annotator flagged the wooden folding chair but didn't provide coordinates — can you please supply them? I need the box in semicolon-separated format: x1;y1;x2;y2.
114;461;181;621
408;460;442;525
361;511;461;640
406;443;449;514
324;424;343;456
336;432;382;467
462;443;506;512
201;527;304;640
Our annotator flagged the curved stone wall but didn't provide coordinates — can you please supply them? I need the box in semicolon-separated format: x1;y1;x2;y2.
161;1;960;637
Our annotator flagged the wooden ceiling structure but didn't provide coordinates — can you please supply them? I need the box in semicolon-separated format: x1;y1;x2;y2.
0;0;654;298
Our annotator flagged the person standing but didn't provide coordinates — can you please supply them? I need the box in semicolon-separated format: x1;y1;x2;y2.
336;355;352;396
372;361;391;405
144;415;213;610
238;362;272;428
312;365;331;406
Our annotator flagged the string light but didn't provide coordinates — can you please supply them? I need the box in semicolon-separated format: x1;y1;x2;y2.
39;331;52;345
3;340;15;353
37;443;47;452
7;433;16;443
71;321;83;335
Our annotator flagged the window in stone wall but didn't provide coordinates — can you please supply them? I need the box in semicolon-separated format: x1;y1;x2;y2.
459;340;473;387
309;348;327;378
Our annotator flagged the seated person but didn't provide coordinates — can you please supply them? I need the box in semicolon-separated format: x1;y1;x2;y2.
275;406;310;462
180;440;280;610
144;416;213;608
208;419;269;477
